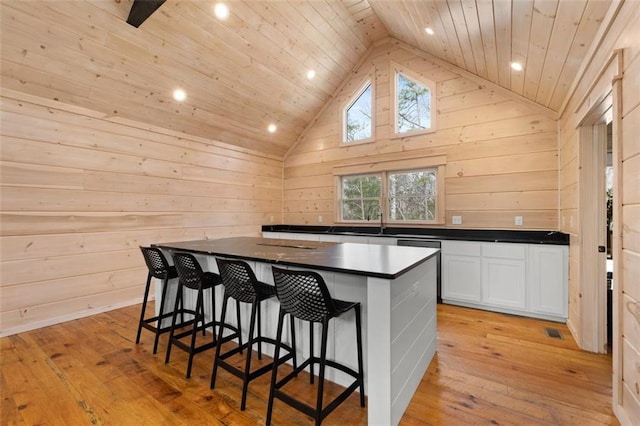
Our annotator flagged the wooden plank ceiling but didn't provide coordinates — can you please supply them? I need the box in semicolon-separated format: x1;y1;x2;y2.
0;0;611;157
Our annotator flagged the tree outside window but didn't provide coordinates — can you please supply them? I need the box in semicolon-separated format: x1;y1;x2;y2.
388;169;437;221
396;72;432;134
340;174;381;221
345;82;372;142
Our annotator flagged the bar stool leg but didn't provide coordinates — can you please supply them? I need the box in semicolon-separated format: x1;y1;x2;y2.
211;293;231;389
266;309;286;426
309;322;314;384
290;316;297;370
152;276;170;354
355;305;365;407
185;288;204;378
315;319;329;426
236;299;243;353
257;302;263;359
165;282;183;364
210;286;216;338
240;299;259;410
136;273;153;345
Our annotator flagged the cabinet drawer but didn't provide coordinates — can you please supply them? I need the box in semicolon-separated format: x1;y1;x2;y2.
441;241;481;256
482;243;526;260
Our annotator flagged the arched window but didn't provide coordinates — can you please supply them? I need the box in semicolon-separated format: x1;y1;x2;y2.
343;80;373;143
392;63;436;136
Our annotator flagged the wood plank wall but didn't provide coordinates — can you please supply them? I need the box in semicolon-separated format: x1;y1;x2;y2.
558;0;640;422
0;89;283;337
283;39;559;230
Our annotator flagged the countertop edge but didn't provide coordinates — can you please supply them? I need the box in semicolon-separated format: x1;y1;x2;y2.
262;225;569;245
154;239;439;280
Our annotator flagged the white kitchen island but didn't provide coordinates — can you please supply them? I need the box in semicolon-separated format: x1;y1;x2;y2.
155;237;438;425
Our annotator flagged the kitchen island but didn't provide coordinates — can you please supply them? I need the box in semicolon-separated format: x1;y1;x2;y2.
155;237;439;425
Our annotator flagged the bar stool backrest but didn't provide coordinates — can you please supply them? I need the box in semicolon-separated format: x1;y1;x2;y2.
172;252;207;290
215;258;259;303
140;246;171;279
271;267;336;322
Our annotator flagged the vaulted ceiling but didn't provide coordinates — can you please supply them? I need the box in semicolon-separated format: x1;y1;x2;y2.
0;0;612;157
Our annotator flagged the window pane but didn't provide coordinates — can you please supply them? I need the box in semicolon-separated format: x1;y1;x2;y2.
388;170;436;221
342;175;381;198
341;174;381;221
396;72;431;134
346;83;372;142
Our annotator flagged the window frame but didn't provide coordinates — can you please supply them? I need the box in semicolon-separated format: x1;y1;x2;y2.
338;173;383;223
333;156;446;225
391;61;437;138
387;167;439;223
341;73;376;146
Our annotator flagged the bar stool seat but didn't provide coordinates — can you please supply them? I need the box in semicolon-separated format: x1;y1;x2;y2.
211;258;296;411
267;266;365;426
136;246;179;354
165;252;241;378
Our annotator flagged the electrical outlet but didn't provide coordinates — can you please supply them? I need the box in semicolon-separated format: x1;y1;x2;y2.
515;216;523;226
317;215;323;223
452;215;462;225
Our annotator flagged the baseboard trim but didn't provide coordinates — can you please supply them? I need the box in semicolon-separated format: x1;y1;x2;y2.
0;298;143;338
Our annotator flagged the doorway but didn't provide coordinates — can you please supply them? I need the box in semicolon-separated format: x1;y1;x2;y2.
606;122;613;348
578;94;613;354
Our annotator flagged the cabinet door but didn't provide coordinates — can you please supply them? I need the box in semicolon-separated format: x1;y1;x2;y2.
442;255;482;302
481;258;527;309
318;234;343;243
528;245;568;317
262;231;281;239
369;237;397;246
340;235;369;243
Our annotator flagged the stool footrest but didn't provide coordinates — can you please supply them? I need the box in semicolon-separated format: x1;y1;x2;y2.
171;339;216;355
139;311;174;331
216;337;295;374
272;379;361;422
276;356;360;389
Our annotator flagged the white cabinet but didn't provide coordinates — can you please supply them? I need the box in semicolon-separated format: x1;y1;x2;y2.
317;234;343;243
442;240;568;322
528;245;568;318
262;231;281;239
481;244;526;310
441;241;481;303
264;230;568;321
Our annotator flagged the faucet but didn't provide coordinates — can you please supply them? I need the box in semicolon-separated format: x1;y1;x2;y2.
366;205;385;234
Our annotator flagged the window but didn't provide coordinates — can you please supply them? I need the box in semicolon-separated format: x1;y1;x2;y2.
335;158;445;224
343;81;373;143
340;174;381;221
388;169;437;221
392;64;435;136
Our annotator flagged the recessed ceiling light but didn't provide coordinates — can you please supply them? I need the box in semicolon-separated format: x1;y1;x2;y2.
510;62;524;72
424;27;434;35
214;3;229;20
307;69;316;80
173;88;186;102
267;123;277;133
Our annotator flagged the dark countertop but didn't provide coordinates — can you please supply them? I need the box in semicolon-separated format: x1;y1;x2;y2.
262;225;569;245
155;237;439;280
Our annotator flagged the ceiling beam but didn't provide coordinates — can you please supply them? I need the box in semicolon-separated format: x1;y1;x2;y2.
126;0;166;28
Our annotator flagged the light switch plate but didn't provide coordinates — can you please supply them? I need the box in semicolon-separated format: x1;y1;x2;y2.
452;215;462;225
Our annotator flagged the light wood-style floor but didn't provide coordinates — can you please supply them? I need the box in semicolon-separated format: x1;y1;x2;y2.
1;303;618;425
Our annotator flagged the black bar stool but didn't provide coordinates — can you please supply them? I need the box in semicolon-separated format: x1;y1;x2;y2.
267;267;365;426
136;246;179;354
211;258;296;410
165;252;241;378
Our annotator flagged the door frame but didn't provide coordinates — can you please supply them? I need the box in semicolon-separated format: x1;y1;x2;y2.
577;100;611;353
